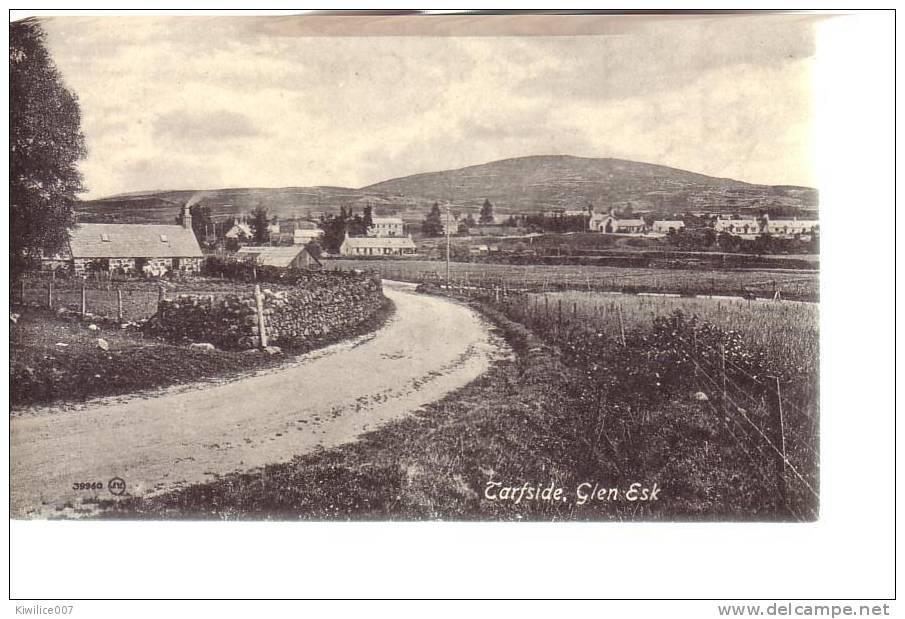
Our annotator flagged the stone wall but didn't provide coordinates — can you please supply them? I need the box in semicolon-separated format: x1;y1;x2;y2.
144;271;385;350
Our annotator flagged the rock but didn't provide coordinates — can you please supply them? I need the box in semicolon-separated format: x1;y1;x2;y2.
242;348;260;354
264;346;282;355
9;313;19;324
87;324;99;332
692;391;709;402
190;342;216;351
96;338;109;351
55;342;69;347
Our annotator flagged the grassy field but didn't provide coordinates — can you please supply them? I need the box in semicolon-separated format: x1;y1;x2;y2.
324;258;819;300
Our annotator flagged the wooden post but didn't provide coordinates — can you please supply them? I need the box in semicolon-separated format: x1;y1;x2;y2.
47;280;53;309
721;342;728;415
20;280;25;305
254;284;268;349
558;299;562;327
616;304;626;347
117;288;124;321
80;284;87;315
158;285;165;309
774;375;788;501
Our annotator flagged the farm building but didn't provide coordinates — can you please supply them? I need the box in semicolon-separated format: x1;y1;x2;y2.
652;220;686;234
367;217;405;237
235;245;322;269
44;205;204;276
339;234;417;256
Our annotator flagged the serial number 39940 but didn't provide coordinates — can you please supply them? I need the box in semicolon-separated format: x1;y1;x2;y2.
72;481;104;491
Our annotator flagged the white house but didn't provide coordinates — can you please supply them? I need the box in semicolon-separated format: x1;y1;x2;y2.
293;228;324;244
589;210;648;234
340;234;416;256
368;217;405;238
713;218;761;235
224;222;253;240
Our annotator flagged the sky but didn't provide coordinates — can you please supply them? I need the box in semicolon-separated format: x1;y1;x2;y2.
38;13;818;199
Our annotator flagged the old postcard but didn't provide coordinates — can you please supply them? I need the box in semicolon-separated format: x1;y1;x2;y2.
10;12;821;523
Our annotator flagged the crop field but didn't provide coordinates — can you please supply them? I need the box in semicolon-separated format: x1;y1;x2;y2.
324;258;819;300
533;291;818;375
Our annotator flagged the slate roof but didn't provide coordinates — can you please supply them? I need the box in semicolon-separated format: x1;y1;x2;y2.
342;236;416;248
69;223;203;259
236;245;322;268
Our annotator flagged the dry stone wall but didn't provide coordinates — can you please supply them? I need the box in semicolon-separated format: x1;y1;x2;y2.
145;271;385;350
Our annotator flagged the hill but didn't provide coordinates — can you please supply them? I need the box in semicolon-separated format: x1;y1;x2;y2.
76;155;818;224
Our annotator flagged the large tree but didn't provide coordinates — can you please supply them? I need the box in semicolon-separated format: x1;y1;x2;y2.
10;20;87;275
479;198;495;224
422;202;443;237
249;206;271;244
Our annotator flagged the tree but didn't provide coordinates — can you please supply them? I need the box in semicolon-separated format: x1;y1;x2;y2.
10;20;87;276
422;202;444;237
362;204;374;231
479;198;495;224
250;206;270;244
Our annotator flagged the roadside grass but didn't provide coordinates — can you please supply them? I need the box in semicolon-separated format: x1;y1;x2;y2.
10;298;395;409
107;293;817;521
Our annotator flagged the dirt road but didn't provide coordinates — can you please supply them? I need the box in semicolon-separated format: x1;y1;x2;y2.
10;282;508;518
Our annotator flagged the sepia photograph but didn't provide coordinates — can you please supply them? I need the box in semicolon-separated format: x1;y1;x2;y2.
9;11;823;523
6;7;898;609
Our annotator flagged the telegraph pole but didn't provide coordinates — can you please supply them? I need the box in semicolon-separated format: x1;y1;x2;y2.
445;205;451;290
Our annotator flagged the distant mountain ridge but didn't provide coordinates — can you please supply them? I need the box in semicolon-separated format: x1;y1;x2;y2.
76;155;818;224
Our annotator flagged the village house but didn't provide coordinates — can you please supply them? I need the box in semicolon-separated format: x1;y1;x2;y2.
224;221;253;240
293;228;324;244
339;233;417;256
367;216;405;237
44;204;204;276
652;220;686;234
713;218;762;235
236;245;322;269
589;209;648;234
713;215;819;238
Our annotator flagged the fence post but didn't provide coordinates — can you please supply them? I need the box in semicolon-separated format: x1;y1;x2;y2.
773;375;788;503
158;285;165;310
117;288;124;321
617;304;626;347
254;284;268;349
20;280;25;305
81;284;87;315
47;280;53;309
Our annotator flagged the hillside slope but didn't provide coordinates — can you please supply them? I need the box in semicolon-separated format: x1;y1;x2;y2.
76;155;817;223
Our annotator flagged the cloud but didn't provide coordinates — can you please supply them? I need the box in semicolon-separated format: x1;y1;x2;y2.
152;110;264;144
37;15;817;198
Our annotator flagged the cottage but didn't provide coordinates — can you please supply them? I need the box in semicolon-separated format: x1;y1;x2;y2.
765;219;819;236
713;218;761;235
340;234;417;256
589;210;648;234
48;205;204;276
367;217;405;238
236;245;322;269
652;220;686;234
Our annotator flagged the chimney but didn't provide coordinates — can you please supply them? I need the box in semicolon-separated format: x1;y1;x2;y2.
182;203;192;230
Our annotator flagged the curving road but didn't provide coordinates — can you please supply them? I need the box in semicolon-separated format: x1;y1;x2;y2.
10;282;508;518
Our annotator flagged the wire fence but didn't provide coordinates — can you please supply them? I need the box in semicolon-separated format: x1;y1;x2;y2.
444;281;819;520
